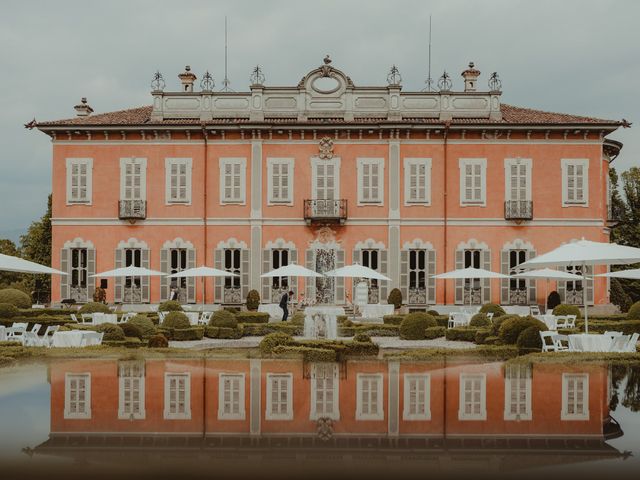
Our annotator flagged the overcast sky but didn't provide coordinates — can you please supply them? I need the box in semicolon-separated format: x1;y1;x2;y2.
0;0;638;239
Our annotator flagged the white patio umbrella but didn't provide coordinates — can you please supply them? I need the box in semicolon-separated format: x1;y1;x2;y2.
324;263;391;281
166;265;238;305
261;263;323;308
433;267;510;307
92;266;166;304
519;239;640;332
0;253;67;275
512;268;586;311
595;268;640;280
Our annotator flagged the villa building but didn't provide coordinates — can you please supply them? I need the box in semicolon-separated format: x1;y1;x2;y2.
33;58;624;307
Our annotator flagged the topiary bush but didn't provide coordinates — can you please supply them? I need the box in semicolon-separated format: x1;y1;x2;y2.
209;310;238;328
627;301;640;320
235;311;269;324
0;288;31;309
491;314;518;335
552;303;581;318
547;291;561;311
148;334;169;348
516;325;545;352
445;327;479;342
479;303;506;317
173;327;205;341
96;323;125;341
162;311;190;330
383;314;405;325
246;289;261;311
127;315;157;338
425;326;446;339
158;300;183;312
259;332;294;356
78;302;111;314
499;315;547;345
387;288;402;310
120;322;143;340
474;329;494;345
427;309;440;316
291;311;306;325
0;303;19;319
469;313;491;328
399;312;436;340
353;332;372;343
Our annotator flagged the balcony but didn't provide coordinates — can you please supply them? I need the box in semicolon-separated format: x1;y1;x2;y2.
504;200;533;221
118;199;146;222
304;199;347;225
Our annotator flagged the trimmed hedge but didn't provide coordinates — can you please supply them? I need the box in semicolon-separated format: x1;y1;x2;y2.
479;303;506;318
627;301;640;320
272;345;337;362
127;315;157;338
13;308;71;318
246;289;261;311
588;320;640;335
387;288;402;309
0;289;31;308
445;327;479;342
96;323;125;341
236;311;270;324
484;336;502;345
383;314;405;325
259;332;295;355
400;312;437;340
158;300;183;312
425;326;446;339
353;332;372;343
516;325;545;352
474;328;493;345
240;323;302;337
291;312;306;325
552;303;581;318
148;334;169;348
209;310;238;328
173;327;204;341
499;316;547;344
204;326;243;339
0;303;19;319
78;302;111;314
427;310;440;317
340;323;399;337
434;315;449;328
491;314;518;335
470;313;491;328
120;323;143;340
162;311;191;330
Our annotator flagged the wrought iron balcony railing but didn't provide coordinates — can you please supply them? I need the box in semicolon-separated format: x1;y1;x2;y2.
304;199;347;225
504;200;533;221
119;200;147;221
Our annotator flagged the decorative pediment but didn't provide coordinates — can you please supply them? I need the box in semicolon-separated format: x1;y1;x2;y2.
297;55;354;94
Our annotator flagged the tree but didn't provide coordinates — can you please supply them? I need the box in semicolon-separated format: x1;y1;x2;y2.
19;194;52;302
0;238;23;288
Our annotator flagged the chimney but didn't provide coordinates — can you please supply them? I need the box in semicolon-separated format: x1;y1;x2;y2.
461;62;481;92
74;97;93;116
178;65;197;92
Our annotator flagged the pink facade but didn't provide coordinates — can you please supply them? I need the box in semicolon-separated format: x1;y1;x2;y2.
35;61;623;307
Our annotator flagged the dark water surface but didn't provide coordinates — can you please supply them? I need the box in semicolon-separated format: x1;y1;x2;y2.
0;355;639;479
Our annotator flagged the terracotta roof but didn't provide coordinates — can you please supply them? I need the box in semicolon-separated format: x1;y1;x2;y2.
35;103;621;128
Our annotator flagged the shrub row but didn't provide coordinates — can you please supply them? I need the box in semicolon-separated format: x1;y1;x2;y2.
271;345;337;362
235;312;270;324
445;328;479;342
425;326;446;340
400;313;437;340
0;289;31;308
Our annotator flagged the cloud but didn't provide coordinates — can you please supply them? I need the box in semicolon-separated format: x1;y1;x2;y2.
0;0;637;230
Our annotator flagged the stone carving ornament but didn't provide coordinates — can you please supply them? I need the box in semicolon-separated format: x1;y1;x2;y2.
318;136;334;159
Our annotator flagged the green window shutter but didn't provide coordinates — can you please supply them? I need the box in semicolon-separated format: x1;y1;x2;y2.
427;249;436;305
87;248;96;301
115;249;124;303
558;266;566;303
289;249;298;299
335;249;345;304
305;249;315;302
399;250;408;304
214;248;223;303
141;248;150;303
60;248;69;300
482;249;491;304
187;248;196;303
262;248;271;303
379;249;388;303
351;248;361;302
241;248;250;302
160;248;169;301
500;250;510;305
528;250;537;304
586;265;594;305
455;250;464;304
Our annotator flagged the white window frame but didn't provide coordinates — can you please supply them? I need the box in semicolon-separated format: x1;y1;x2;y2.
266;373;293;420
503;365;531;421
458;373;487;421
310;156;341;200
404;157;432;205
356;373;384;421
561;373;589;420
267;157;294;205
118;362;146;420
119;157;147;201
458;158;487;206
403;373;431;421
219;157;247;205
64;373;91;419
165;157;192;204
164;372;192;420
65;158;93;205
218;373;246;420
561;158;589;207
356;157;385;205
503;158;532;202
310;363;340;420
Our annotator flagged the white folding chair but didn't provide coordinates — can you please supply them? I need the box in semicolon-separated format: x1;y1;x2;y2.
540;331;569;352
81;313;94;324
158;311;167;322
22;331;44;347
80;331;104;347
7;323;27;341
486;312;494;321
604;331;623;338
565;315;577;328
555;315;568;329
30;323;42;334
41;325;60;348
200;311;213;325
625;333;639;353
70;313;79;323
530;305;541;316
609;335;630;353
0;326;6;341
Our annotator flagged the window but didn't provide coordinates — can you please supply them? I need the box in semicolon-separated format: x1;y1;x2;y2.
218;373;245;420
458;373;486;420
312;157;340;200
70;248;88;292
310;364;339;420
266;373;293;420
357;158;384;204
164;373;191;419
562;373;589;420
118;362;145;420
356;374;383;420
361;249;380;302
404;158;431;205
64;373;91;419
66;158;92;204
561;159;589;206
504;365;531;420
504;158;531;202
165;158;192;204
459;158;486;206
169;248;188;294
271;248;289;291
267;158;294;204
120;158;146;201
219;157;246;204
403;374;430;420
224;248;241;290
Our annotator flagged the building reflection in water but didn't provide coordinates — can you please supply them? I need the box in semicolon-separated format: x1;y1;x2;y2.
35;356;626;473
